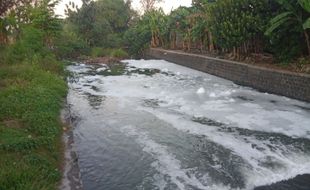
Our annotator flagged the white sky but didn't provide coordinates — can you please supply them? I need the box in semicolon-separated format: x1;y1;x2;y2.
55;0;192;17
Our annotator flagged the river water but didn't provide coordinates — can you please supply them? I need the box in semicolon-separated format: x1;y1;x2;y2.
66;59;310;190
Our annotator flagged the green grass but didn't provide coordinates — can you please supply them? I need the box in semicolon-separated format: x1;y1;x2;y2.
91;47;107;58
0;62;67;190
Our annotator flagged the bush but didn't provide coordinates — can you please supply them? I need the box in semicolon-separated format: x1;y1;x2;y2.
91;47;105;58
123;20;152;57
5;26;47;64
35;54;65;75
55;30;90;59
110;48;129;58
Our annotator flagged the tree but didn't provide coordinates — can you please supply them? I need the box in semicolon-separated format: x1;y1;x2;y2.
0;0;31;44
28;0;62;48
2;0;63;63
168;7;191;50
124;14;152;56
0;0;27;16
208;0;271;59
146;9;167;47
66;0;135;47
265;0;310;56
140;0;162;13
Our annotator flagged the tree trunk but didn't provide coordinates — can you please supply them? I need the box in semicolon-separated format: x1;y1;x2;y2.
172;32;177;49
151;31;155;47
0;32;7;44
208;31;214;52
160;37;164;48
304;31;310;56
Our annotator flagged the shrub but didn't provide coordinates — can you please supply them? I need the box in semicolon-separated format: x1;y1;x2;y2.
91;47;105;58
4;26;49;64
55;30;90;59
123;19;152;57
110;48;129;58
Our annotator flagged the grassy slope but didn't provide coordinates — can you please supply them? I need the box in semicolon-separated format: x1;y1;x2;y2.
0;63;67;190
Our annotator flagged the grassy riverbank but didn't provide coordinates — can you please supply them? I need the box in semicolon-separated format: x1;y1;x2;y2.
0;61;67;190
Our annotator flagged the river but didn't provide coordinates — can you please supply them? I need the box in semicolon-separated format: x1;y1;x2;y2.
66;59;310;190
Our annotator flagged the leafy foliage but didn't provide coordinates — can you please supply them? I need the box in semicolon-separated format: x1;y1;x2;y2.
140;0;163;13
110;48;129;58
265;0;310;59
208;0;271;56
124;13;152;57
66;0;134;48
129;0;309;62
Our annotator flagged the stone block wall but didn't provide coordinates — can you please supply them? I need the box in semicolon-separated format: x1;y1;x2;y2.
147;48;310;102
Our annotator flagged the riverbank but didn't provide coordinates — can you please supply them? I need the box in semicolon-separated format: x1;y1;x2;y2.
59;103;83;190
169;49;310;74
147;48;310;102
0;63;67;189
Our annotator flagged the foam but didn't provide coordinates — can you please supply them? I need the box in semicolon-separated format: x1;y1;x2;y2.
68;60;310;189
120;125;203;189
120;125;231;190
82;59;310;139
139;107;310;189
197;87;206;94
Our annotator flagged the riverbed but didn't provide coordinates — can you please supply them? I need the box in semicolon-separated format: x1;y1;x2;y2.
66;59;310;190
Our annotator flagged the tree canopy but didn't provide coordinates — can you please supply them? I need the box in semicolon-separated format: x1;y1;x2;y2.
65;0;135;47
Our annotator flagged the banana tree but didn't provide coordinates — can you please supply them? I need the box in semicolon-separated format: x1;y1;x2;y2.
192;0;215;52
168;7;189;49
265;0;310;56
168;7;191;50
146;9;166;47
208;0;269;59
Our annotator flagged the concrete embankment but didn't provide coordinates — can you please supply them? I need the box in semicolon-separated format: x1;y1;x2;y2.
147;48;310;102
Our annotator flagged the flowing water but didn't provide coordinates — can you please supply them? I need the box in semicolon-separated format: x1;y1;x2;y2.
66;59;310;190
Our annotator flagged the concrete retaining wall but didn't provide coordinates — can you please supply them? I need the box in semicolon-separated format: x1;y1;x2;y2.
147;48;310;102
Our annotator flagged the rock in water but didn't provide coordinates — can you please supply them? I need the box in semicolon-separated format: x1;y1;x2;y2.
196;87;205;94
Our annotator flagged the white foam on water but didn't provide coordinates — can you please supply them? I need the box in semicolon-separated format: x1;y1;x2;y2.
139;107;310;189
120;125;231;190
197;87;206;94
69;60;310;189
77;60;310;139
96;67;107;72
209;92;216;98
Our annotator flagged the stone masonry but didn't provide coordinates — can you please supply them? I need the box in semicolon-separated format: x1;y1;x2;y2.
147;48;310;102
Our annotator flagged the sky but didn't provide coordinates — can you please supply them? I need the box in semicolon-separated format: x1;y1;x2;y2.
55;0;192;17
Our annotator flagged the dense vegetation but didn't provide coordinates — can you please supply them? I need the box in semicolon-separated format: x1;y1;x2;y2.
124;0;310;64
49;0;310;64
0;0;67;189
58;0;135;58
